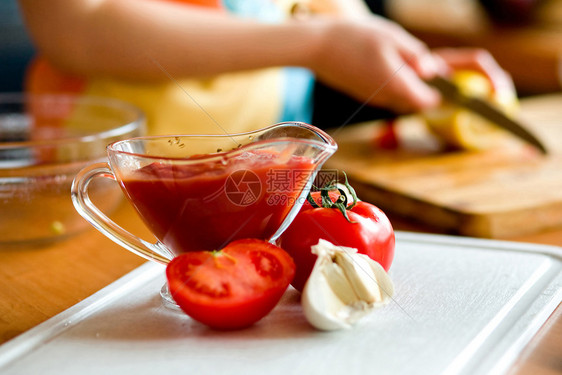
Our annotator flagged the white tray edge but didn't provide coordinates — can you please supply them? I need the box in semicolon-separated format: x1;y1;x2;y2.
396;231;562;375
0;232;560;374
0;261;163;368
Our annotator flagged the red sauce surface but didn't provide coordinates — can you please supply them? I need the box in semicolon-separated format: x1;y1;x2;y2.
120;150;315;254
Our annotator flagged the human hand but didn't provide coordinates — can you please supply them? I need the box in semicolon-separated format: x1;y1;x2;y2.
309;15;444;114
431;48;516;94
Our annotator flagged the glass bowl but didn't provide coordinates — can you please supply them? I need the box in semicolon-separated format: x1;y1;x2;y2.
0;94;145;246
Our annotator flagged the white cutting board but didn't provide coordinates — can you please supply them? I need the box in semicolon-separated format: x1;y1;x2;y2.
0;232;560;375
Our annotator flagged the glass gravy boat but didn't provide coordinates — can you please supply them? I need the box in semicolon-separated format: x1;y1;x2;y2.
71;122;337;265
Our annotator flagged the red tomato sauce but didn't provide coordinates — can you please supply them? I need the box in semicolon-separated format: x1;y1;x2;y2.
120;150;315;255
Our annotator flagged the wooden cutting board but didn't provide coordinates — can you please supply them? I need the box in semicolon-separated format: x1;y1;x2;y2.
324;94;562;239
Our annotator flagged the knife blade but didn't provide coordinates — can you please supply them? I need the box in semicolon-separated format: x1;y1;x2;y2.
426;76;547;154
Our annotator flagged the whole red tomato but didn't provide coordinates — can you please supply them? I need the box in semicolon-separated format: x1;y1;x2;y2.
166;239;295;330
277;180;394;292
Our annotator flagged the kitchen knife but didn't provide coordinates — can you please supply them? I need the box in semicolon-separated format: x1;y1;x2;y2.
426;76;548;154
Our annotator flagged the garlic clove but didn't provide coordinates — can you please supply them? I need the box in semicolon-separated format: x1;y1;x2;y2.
334;250;381;304
358;253;394;307
302;261;356;331
301;239;394;331
322;257;359;305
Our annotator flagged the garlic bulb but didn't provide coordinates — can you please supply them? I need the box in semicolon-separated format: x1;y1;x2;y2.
302;239;394;331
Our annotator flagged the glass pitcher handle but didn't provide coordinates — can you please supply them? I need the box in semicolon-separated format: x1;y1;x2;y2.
71;162;172;265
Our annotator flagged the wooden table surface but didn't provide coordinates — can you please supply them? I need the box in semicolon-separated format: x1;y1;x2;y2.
0;199;560;374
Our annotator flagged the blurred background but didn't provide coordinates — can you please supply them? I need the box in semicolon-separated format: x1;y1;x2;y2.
387;0;562;96
4;0;562;95
0;0;35;93
2;0;562;95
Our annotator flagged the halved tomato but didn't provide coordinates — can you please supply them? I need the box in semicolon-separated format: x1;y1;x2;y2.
166;239;295;330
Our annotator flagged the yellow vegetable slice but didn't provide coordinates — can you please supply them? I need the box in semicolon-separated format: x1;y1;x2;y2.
424;70;519;151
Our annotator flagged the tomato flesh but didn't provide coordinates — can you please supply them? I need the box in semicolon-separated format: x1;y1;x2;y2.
166;239;295;330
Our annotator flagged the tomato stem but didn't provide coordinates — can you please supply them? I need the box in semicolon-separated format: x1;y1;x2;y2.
308;171;359;223
211;250;238;268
